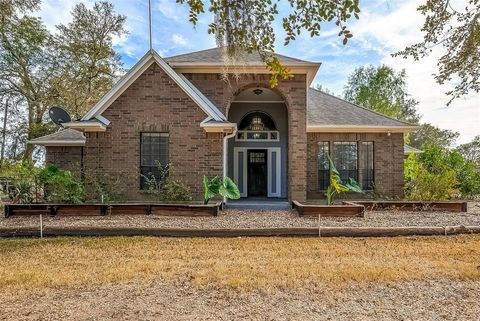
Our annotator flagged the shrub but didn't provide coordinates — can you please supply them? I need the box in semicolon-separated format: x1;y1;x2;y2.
142;163;192;202
1;162;43;203
83;169;126;204
158;177;192;202
404;153;459;201
38;165;84;204
412;146;480;199
0;162;84;204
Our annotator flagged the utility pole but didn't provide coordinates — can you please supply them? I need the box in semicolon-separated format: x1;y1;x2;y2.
149;0;152;51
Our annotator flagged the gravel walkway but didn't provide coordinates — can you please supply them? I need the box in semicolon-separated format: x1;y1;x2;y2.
1;202;479;229
1;280;479;320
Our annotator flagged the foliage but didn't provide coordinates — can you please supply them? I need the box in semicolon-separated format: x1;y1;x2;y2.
394;0;480;104
177;0;360;87
83;169;125;204
0;162;42;203
38;164;84;204
0;1;126;161
404;152;459;201
142;163;192;202
343;65;420;123
203;175;240;204
456;135;480;168
408;123;460;150
52;2;127;119
0;162;84;203
326;154;362;205
404;146;480;200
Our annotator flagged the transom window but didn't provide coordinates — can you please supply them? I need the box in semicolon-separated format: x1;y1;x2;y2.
140;132;169;189
236;111;279;141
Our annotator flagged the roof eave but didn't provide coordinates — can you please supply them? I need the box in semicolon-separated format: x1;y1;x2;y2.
200;121;237;133
28;140;86;146
306;125;419;133
62;121;107;132
170;63;321;86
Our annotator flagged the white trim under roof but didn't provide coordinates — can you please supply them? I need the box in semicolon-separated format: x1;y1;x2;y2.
200;118;237;133
82;50;227;123
170;64;321;86
307;125;419;133
27;140;85;146
62;121;107;132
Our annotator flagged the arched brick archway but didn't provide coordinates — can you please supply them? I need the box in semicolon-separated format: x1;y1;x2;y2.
187;73;308;201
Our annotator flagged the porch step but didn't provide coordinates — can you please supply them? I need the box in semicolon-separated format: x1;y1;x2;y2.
226;200;291;210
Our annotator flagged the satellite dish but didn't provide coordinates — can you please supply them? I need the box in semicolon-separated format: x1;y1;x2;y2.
49;107;71;126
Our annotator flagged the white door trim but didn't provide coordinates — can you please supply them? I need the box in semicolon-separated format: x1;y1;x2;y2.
233;147;281;198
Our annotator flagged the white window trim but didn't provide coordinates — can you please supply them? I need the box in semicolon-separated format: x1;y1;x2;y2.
233;147;281;198
235;130;280;142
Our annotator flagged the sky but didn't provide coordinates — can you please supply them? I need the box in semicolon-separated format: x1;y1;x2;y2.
37;0;479;145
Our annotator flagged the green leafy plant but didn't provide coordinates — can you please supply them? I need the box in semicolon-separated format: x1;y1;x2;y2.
38;165;84;204
0;162;84;204
404;152;459;201
142;163;192;202
326;154;363;205
203;176;240;204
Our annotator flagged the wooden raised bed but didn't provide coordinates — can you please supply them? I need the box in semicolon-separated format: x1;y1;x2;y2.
4;202;221;218
293;200;364;217
352;201;467;212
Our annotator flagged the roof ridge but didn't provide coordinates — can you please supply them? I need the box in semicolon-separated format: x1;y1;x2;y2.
165;47;317;64
308;87;415;126
165;47;222;59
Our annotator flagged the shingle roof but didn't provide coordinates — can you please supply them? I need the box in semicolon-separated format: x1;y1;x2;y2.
165;47;314;65
307;88;414;127
28;128;86;146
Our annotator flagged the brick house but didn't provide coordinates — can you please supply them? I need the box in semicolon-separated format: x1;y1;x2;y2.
30;48;417;202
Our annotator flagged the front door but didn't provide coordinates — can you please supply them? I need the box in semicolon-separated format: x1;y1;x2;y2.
247;150;268;197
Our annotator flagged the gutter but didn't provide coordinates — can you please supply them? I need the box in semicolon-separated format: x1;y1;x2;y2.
223;125;238;204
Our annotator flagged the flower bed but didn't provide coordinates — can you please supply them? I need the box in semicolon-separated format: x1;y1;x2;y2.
351;201;467;212
292;200;365;217
4;202;221;218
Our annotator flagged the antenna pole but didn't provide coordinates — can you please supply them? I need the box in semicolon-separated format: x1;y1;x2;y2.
149;0;152;51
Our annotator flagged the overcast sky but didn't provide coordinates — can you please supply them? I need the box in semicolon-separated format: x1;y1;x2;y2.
38;0;479;145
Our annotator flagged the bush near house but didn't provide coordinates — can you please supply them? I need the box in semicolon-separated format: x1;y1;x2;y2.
404;146;480;200
0;162;84;204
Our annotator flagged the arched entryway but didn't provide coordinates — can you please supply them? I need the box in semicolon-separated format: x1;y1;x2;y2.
227;87;288;198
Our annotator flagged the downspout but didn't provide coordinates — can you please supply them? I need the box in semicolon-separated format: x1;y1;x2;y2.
223;125;237;205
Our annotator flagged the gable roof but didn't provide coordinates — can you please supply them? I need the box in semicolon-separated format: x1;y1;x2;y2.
81;50;227;123
28;128;85;146
307;88;418;132
165;47;315;65
165;47;321;85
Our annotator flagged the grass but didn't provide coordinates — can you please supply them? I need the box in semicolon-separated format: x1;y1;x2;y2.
0;236;479;293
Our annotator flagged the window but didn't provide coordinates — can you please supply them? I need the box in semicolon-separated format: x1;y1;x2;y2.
333;142;358;182
140;133;169;189
317;142;330;190
361;142;374;190
236;111;280;141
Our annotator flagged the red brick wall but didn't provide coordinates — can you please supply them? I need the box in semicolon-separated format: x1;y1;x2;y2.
83;63;224;201
45;146;82;176
187;73;308;201
307;132;404;199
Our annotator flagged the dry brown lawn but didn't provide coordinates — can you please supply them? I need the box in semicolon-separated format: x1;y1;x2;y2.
1;235;479;294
